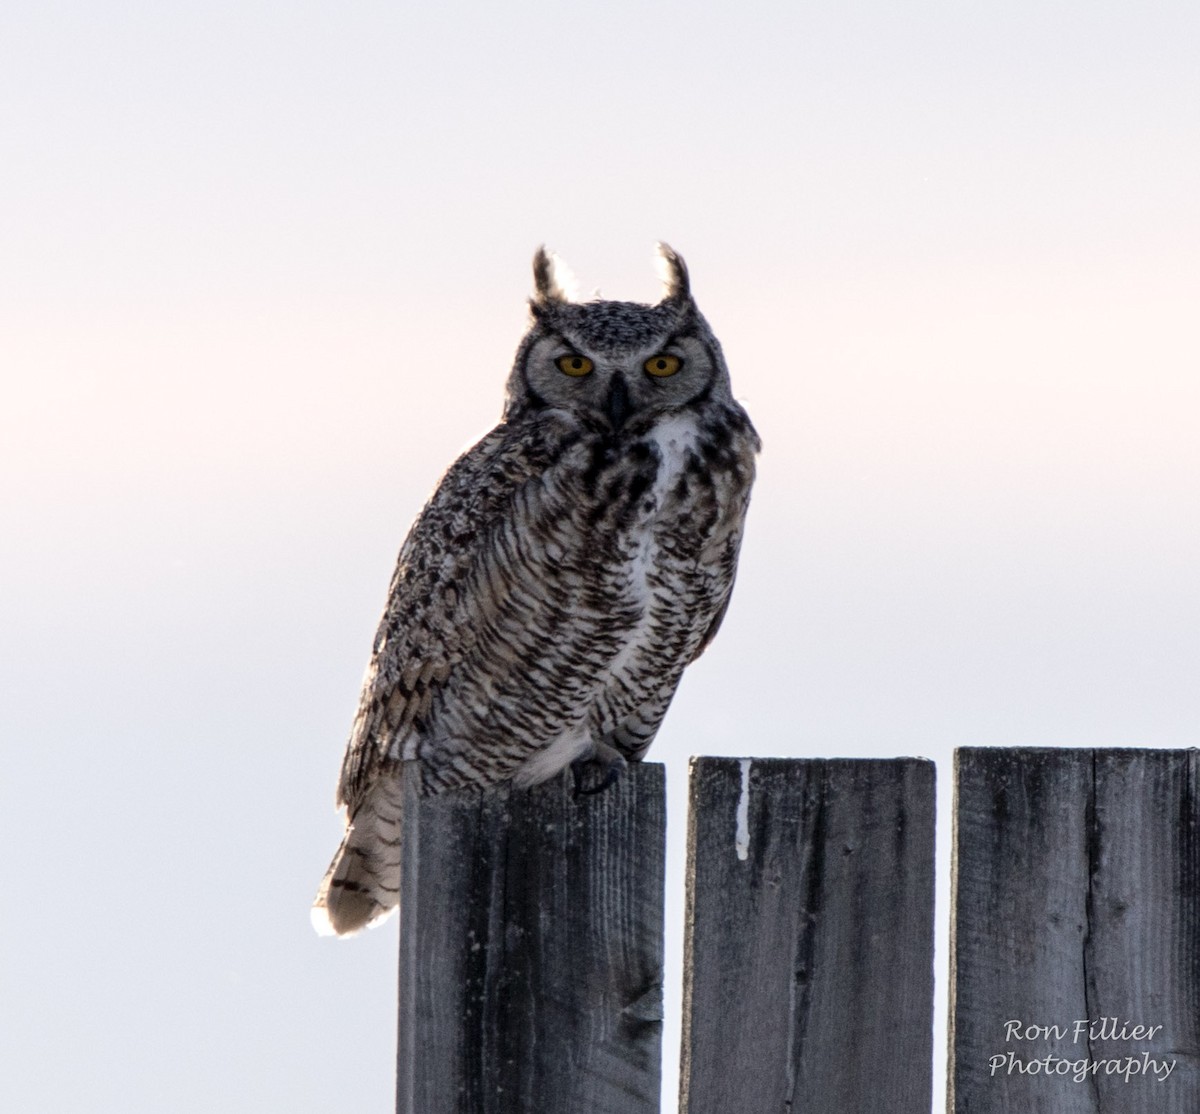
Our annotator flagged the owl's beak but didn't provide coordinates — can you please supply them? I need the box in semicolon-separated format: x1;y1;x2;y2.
606;374;631;431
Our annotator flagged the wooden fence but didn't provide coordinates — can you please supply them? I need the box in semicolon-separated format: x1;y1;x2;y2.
951;748;1199;1114
394;748;1198;1113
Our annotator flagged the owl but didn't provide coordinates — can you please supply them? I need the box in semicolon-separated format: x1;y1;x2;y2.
313;244;759;936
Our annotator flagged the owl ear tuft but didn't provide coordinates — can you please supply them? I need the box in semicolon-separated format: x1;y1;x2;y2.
655;242;691;303
532;247;577;307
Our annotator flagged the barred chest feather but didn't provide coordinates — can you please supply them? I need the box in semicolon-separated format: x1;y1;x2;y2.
573;404;755;564
563;403;757;747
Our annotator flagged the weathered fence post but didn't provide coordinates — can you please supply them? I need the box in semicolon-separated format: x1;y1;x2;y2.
950;747;1200;1113
395;760;666;1114
679;757;937;1114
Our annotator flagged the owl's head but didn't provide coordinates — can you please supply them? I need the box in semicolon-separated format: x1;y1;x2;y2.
504;244;732;432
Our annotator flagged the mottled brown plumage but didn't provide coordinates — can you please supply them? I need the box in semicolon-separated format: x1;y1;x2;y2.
313;245;759;935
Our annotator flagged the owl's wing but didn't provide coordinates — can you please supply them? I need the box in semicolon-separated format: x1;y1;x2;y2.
335;416;573;812
690;592;732;663
687;496;753;664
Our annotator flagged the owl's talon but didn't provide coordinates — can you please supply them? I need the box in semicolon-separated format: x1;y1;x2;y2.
572;748;628;796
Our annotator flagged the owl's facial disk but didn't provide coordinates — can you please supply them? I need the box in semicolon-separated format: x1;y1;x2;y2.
520;331;713;432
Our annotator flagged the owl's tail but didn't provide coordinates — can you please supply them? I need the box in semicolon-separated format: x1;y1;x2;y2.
311;779;404;937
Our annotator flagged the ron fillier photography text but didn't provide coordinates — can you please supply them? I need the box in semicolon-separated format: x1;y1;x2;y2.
989;1018;1177;1084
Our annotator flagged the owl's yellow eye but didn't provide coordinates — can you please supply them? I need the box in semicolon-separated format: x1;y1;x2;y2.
644;354;682;378
556;354;594;377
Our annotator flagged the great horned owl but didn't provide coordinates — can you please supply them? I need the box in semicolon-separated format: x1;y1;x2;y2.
313;245;759;936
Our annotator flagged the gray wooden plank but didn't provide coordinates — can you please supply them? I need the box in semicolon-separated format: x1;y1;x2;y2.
950;747;1200;1113
396;760;666;1114
679;757;936;1114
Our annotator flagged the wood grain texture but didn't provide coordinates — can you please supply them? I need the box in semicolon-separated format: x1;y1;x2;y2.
395;761;666;1114
950;747;1200;1114
679;757;936;1114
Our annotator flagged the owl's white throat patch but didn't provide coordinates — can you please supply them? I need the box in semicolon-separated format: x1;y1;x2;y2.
647;413;701;503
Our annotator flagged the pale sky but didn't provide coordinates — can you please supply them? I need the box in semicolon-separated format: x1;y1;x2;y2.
3;2;1198;1111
